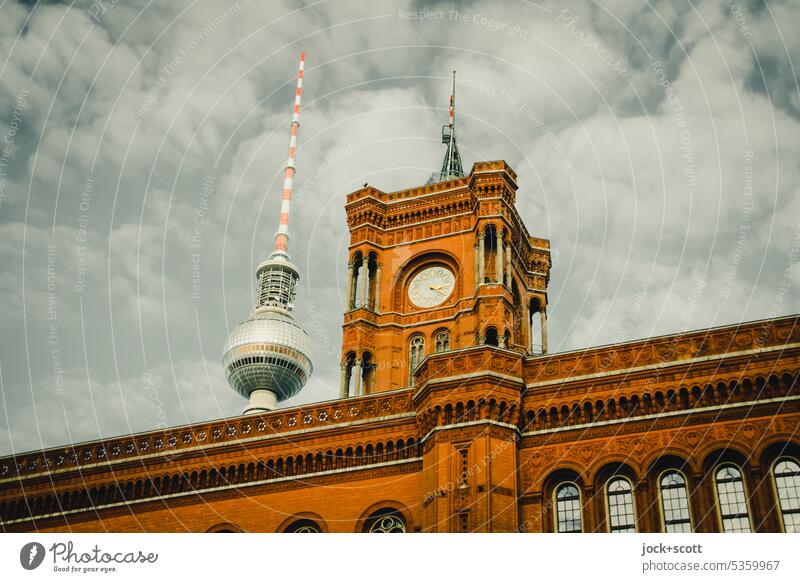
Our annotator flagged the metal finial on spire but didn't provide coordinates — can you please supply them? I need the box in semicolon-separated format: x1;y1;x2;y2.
427;70;465;185
273;51;305;260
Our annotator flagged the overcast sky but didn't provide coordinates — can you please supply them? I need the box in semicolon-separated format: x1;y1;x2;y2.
1;0;799;456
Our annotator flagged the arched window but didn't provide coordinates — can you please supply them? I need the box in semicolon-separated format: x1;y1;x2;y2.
361;351;375;394
659;471;692;532
554;483;582;533
715;465;751;532
606;478;636;532
284;519;321;533
409;336;425;386
434;330;450;352
364;509;406;533
484;327;499;347
772;458;800;532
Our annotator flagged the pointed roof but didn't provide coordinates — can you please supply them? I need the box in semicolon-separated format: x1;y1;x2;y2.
427;71;465;185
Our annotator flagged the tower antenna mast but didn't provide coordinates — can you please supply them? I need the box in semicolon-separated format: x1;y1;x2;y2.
273;51;305;260
223;52;314;415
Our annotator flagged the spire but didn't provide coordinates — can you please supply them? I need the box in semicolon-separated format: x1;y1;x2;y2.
272;51;305;261
427;70;465;185
254;51;305;313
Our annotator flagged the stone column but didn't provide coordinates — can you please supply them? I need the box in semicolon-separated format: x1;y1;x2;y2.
339;363;349;399
541;307;549;354
352;359;362;396
346;261;355;309
495;229;504;284
478;232;485;285
505;239;512;287
373;263;382;313
358;261;368;308
474;240;480;290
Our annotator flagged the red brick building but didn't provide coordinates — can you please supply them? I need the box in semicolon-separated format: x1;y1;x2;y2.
1;158;799;533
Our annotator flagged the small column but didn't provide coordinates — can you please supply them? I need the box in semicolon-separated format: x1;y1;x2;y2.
478;232;485;285
352;359;362;396
339;363;349;399
373;263;382;313
473;240;480;291
541;307;549;354
346;262;355;309
358;261;368;308
505;239;512;287
495;229;504;284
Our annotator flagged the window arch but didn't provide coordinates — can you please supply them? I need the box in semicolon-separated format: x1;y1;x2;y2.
772;458;800;532
554;483;582;533
434;330;450;352
484;326;499;347
361;351;375;394
714;465;751;532
364;509;406;533
408;335;425;386
659;470;692;532
606;477;636;533
284;519;321;533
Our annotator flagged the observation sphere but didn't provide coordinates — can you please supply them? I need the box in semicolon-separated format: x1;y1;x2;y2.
222;306;313;403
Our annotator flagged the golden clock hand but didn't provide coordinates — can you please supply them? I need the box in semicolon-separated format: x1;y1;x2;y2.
429;285;446;295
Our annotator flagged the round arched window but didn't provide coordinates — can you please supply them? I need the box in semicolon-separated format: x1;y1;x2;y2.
285;519;321;533
364;509;406;533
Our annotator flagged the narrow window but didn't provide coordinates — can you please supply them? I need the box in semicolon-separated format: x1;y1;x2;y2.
773;458;800;532
660;471;692;532
408;336;425;386
435;330;450;352
554;483;582;533
715;465;751;532
606;478;636;532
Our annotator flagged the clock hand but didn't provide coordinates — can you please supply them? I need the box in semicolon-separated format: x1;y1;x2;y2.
429;285;446;295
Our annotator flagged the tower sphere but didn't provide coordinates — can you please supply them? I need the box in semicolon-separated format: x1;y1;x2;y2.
222;305;313;406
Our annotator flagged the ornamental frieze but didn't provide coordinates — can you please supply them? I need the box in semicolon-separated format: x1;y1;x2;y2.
525;315;799;384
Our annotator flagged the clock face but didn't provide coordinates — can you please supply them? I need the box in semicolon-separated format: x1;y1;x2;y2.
408;266;455;308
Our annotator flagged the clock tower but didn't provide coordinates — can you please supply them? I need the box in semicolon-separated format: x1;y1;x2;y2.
338;79;552;399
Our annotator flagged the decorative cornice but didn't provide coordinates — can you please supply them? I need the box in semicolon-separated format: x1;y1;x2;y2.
0;390;415;484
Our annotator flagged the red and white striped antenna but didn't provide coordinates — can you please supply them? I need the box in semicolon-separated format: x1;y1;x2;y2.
273;51;305;259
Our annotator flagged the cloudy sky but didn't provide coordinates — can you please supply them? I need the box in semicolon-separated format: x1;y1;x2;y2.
0;0;799;456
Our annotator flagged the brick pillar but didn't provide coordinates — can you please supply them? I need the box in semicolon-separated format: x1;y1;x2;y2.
748;464;779;532
583;484;597;532
636;479;658;532
692;471;716;532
